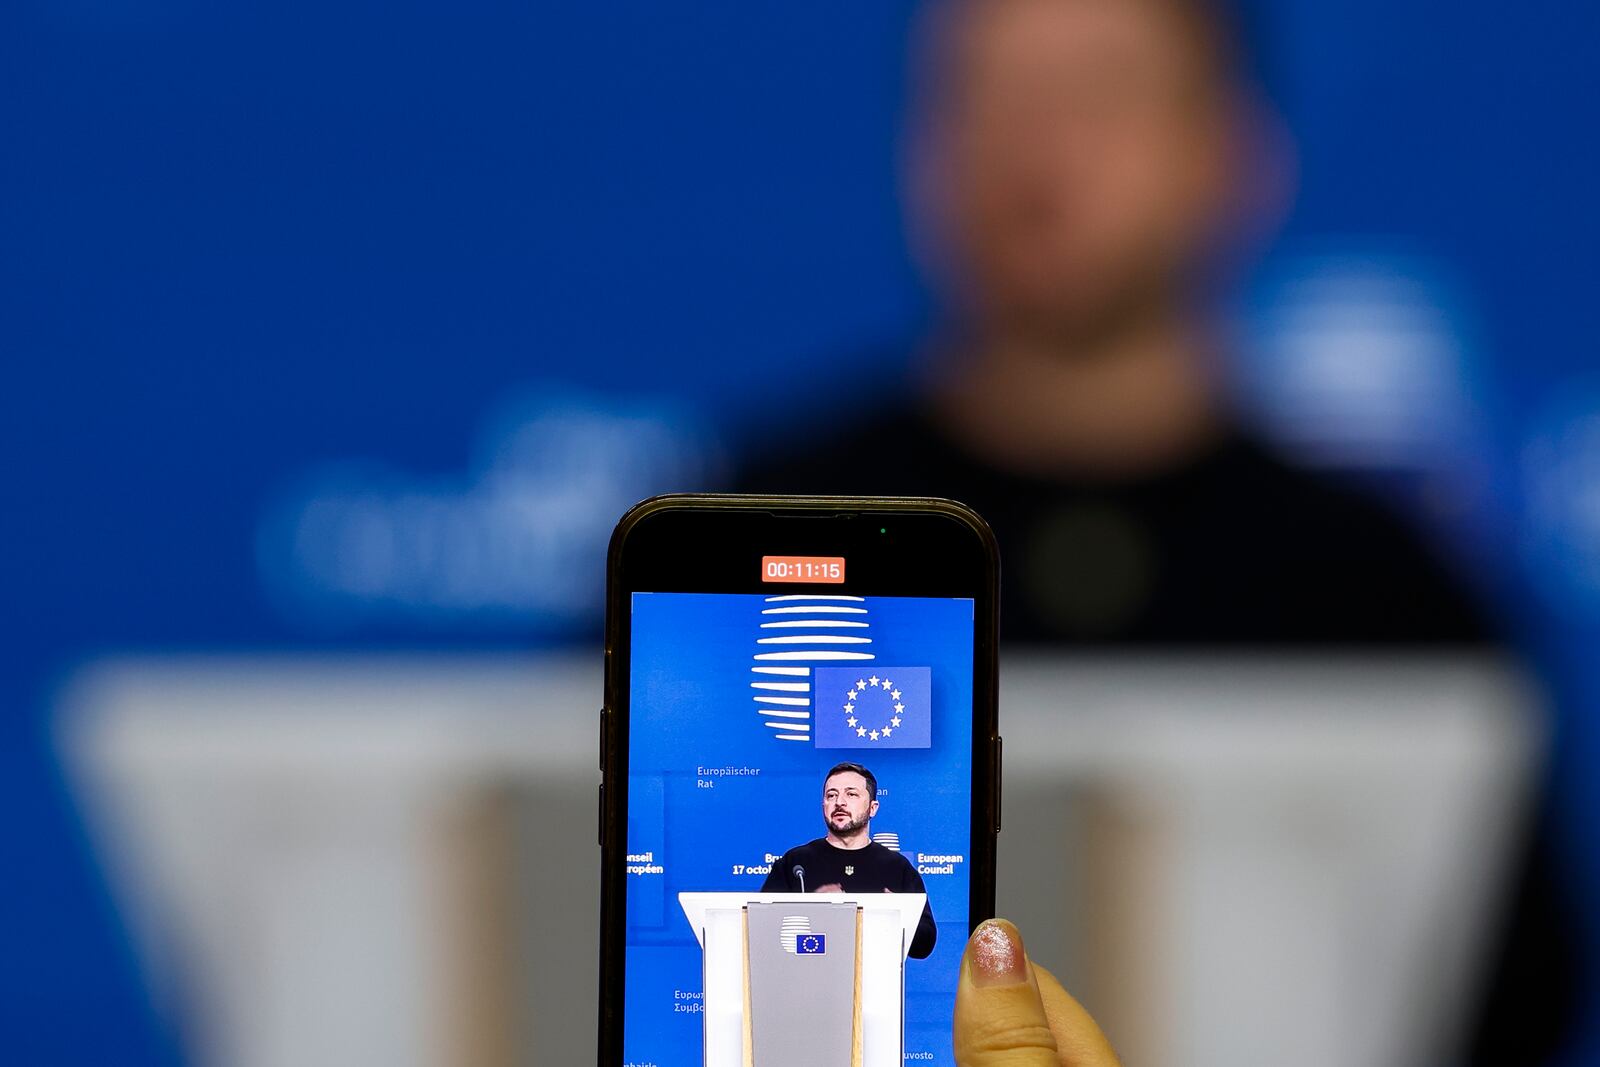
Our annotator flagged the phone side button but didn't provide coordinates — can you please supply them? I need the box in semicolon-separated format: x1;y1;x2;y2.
994;735;1003;834
599;706;606;770
598;782;605;847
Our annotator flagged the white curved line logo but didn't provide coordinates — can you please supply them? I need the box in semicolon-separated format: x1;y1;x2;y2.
780;915;811;954
753;595;875;743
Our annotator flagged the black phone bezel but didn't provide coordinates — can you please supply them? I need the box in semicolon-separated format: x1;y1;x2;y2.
597;494;1001;1065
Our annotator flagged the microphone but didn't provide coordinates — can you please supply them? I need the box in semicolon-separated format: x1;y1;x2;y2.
792;865;806;893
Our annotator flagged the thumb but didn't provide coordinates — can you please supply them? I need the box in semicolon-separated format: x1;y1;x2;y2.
953;919;1059;1067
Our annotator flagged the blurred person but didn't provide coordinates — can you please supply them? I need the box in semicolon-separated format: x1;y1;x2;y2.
737;0;1578;1061
746;0;1478;643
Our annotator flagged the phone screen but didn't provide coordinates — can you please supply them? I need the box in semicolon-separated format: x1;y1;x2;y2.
621;588;977;1066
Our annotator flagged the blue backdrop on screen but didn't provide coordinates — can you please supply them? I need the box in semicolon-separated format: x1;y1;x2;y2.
625;593;975;1067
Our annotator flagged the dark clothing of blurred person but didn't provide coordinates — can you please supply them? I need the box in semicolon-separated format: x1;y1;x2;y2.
737;0;1579;1062
743;406;1481;644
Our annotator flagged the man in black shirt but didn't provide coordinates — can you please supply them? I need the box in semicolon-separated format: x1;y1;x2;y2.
740;0;1486;647
761;762;938;959
738;0;1575;1061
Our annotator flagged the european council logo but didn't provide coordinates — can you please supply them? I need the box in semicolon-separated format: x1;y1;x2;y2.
780;915;813;953
752;595;876;744
812;667;932;749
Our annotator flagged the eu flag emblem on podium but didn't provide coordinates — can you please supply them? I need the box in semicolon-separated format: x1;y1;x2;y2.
813;667;931;749
795;934;827;955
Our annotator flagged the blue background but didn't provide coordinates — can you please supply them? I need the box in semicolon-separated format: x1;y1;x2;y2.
4;0;1600;1061
625;593;974;1067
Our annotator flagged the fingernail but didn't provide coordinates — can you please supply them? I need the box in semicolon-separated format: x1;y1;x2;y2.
969;918;1028;987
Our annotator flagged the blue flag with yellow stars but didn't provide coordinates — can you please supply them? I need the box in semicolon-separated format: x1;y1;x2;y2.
812;666;932;749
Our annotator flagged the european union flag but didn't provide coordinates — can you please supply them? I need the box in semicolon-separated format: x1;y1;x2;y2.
812;666;932;749
795;934;827;955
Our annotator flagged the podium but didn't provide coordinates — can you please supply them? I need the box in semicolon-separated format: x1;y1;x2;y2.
678;892;927;1067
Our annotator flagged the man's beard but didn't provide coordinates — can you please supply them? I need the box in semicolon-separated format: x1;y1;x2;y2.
827;810;869;837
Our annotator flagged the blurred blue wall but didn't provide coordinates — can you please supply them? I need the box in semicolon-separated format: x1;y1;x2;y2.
3;0;1598;1061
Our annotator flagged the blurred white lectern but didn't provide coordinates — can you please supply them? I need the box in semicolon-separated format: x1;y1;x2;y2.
679;892;926;1067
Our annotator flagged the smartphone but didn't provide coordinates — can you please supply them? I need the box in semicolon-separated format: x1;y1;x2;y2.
597;494;1000;1066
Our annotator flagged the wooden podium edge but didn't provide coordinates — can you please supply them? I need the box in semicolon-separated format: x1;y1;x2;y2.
742;909;754;1067
851;907;863;1067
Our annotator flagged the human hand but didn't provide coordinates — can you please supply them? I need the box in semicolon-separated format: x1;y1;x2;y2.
954;919;1120;1067
814;883;844;893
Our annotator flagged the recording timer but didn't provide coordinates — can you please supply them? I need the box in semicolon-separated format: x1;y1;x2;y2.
760;555;845;584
